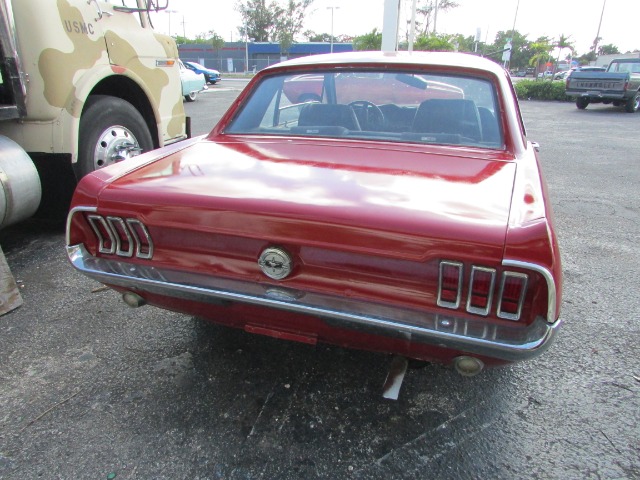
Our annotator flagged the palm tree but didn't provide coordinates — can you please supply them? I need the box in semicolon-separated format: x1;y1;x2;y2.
529;38;554;78
353;29;382;51
555;34;575;70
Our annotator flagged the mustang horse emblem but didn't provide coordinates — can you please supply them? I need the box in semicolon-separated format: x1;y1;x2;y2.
258;247;293;280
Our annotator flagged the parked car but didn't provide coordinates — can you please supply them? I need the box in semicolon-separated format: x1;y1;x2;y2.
537;70;553;79
553;70;570;81
282;72;464;105
184;61;221;84
66;51;562;376
178;60;206;102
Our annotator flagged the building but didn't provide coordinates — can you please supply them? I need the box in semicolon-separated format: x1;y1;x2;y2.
594;52;640;68
179;41;354;73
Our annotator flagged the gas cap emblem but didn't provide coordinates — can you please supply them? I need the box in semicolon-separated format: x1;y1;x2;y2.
258;247;293;280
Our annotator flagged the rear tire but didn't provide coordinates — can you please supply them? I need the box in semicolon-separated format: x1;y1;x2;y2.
77;95;153;178
185;91;197;102
576;97;589;110
624;91;639;113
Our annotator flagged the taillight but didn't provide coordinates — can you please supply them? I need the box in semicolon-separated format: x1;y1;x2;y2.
497;272;528;320
437;261;463;308
466;266;496;316
107;216;134;257
87;215;116;254
86;214;153;259
437;261;529;321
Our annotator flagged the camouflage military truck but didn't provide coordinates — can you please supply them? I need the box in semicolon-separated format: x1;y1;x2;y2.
0;0;188;228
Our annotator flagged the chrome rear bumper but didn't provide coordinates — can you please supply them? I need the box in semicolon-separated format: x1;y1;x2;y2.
67;243;561;362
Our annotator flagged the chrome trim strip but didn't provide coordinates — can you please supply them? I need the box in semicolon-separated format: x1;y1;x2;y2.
87;215;116;255
66;244;561;361
466;266;496;316
66;207;154;260
107;216;134;258
126;219;154;259
66;206;98;246
502;259;557;323
437;261;463;309
497;272;528;321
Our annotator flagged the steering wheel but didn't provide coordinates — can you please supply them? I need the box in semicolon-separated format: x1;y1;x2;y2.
348;101;385;131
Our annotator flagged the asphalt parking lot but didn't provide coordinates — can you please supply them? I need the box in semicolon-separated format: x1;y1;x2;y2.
1;84;639;479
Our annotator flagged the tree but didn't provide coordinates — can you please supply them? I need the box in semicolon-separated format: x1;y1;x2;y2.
598;43;620;55
452;34;484;53
528;37;554;77
305;31;332;42
235;0;279;41
414;33;455;51
554;33;574;69
353;29;382;51
275;0;314;44
208;31;226;52
235;0;314;43
278;32;294;55
413;0;459;35
487;30;532;70
576;51;597;64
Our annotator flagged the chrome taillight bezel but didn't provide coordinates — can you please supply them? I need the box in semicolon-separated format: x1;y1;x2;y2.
496;271;528;321
437;260;533;322
466;266;496;317
87;214;116;255
85;213;153;260
437;261;463;309
107;216;134;258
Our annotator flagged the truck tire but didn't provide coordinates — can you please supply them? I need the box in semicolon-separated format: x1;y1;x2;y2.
576;97;589;110
624;91;639;113
77;95;154;178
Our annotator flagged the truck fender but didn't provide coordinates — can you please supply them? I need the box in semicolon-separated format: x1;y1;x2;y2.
61;65;163;163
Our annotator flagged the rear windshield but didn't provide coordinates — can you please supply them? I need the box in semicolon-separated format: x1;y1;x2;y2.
609;61;640;74
225;70;503;149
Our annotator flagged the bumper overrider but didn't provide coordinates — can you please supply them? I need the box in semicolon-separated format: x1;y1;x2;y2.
66;242;561;363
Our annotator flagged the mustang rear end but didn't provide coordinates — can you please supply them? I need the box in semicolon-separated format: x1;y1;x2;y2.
66;51;562;374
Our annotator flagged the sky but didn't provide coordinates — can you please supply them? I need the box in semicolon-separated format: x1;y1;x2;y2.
151;0;639;55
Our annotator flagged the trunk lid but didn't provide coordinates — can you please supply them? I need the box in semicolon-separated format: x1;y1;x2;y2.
96;137;516;264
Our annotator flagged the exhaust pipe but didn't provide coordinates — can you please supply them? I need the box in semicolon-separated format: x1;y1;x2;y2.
122;291;146;308
453;356;484;377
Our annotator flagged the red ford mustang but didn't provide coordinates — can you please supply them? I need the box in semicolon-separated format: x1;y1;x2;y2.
66;51;562;376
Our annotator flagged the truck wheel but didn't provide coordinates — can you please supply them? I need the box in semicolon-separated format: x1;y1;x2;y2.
185;91;197;102
576;97;589;110
77;95;153;178
624;91;639;113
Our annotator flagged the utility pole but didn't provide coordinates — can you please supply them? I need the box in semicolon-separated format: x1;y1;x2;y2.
381;0;400;52
408;0;417;52
432;0;438;34
327;6;339;53
592;0;607;56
